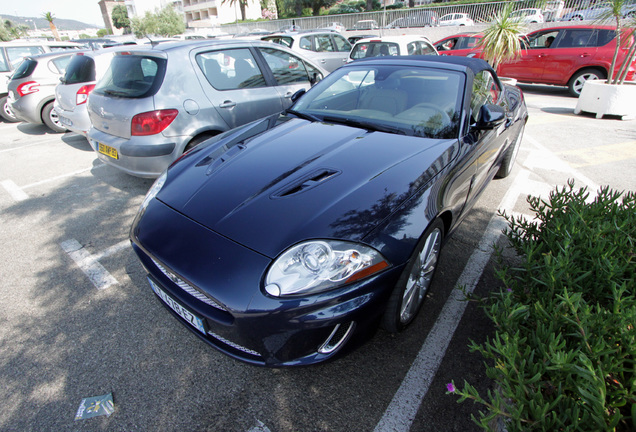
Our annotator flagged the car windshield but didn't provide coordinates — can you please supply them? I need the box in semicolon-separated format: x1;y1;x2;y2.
291;65;463;139
93;54;166;98
351;42;401;59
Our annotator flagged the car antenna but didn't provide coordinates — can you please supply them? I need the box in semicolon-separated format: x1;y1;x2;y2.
146;35;158;47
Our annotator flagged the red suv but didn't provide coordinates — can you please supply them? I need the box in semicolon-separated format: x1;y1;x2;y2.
498;25;636;96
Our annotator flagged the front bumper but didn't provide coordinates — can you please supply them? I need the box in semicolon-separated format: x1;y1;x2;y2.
131;200;403;367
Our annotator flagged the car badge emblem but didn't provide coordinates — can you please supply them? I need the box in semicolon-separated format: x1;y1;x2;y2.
100;107;105;117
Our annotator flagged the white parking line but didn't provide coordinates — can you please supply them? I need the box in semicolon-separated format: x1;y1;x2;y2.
60;239;129;290
1;164;105;203
1;180;29;201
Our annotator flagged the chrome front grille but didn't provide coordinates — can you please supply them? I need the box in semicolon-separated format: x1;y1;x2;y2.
151;258;225;311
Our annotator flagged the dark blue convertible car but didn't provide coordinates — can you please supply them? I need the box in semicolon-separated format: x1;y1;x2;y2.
130;56;528;366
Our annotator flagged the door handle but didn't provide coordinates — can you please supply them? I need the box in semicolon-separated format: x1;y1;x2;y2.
284;92;293;98
219;100;236;108
320;59;326;64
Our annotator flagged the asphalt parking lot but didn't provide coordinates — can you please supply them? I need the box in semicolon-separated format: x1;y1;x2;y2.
1;84;635;431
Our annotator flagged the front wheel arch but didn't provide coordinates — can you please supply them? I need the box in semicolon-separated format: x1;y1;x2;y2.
183;131;221;153
381;219;445;333
567;68;606;97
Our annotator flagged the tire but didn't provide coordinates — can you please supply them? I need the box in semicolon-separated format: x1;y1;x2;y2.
184;132;217;153
568;68;605;97
496;122;525;179
0;95;20;123
42;102;67;133
382;219;444;333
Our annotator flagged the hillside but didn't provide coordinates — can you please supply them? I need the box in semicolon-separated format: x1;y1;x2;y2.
0;14;101;30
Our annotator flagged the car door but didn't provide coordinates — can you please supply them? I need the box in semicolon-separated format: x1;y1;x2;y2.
311;33;351;72
256;47;324;109
540;28;600;85
464;70;510;205
498;29;560;82
195;47;284;130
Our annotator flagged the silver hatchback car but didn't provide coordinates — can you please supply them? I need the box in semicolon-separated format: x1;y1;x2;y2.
86;39;328;178
55;47;129;136
8;50;87;132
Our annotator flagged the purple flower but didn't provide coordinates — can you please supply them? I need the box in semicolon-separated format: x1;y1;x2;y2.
446;382;456;393
507;288;512;293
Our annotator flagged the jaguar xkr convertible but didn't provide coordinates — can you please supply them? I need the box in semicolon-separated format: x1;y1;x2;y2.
130;56;528;366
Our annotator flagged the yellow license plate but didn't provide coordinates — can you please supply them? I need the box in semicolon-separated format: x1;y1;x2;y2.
98;143;118;159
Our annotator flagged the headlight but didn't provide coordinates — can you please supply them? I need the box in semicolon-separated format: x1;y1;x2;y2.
138;171;167;213
264;240;389;297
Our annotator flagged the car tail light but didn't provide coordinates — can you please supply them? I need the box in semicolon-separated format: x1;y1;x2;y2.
76;84;96;105
16;81;40;97
131;109;179;136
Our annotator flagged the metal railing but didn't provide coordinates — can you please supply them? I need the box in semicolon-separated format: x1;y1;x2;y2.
219;0;625;35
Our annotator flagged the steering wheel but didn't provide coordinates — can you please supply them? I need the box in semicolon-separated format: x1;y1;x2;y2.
407;103;451;126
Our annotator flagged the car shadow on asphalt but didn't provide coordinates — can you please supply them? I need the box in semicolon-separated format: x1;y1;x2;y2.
61;133;93;152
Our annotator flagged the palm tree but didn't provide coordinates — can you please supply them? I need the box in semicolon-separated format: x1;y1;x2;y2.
42;12;60;41
596;0;636;84
477;3;527;72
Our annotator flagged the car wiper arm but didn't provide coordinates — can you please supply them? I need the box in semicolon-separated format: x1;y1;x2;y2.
322;116;406;135
286;109;322;122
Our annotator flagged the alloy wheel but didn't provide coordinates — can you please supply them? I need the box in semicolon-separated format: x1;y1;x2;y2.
399;227;442;324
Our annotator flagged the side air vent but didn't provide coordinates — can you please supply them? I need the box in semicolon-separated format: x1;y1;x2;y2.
273;168;340;198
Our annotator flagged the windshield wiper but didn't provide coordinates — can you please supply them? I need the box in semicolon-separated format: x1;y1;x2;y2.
286;109;321;122
322;116;406;135
102;89;129;97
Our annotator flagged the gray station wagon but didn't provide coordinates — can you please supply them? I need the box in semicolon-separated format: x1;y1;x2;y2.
86;39;327;178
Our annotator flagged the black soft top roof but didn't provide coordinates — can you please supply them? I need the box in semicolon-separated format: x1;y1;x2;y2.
350;55;495;76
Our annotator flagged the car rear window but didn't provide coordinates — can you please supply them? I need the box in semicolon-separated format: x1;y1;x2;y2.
263;36;294;48
93;55;166;98
350;42;400;60
11;58;37;79
63;55;95;84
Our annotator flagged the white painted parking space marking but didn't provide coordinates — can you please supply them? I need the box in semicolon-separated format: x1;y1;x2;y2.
1;164;105;203
22;164;105;190
1;180;29;201
374;133;602;431
60;239;129;290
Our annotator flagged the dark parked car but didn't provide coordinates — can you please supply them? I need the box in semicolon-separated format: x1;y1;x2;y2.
130;56;528;366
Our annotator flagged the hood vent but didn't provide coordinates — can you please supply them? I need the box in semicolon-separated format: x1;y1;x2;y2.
273;168;341;198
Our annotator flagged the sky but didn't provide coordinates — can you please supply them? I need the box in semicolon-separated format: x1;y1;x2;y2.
0;0;105;27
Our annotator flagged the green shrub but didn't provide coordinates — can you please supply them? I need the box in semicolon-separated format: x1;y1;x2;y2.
448;181;636;431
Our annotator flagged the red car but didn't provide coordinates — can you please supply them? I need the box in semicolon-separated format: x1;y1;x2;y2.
498;25;636;96
434;33;482;57
437;26;636;96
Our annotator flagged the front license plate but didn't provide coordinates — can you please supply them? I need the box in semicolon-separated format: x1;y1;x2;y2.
98;143;118;159
149;279;207;334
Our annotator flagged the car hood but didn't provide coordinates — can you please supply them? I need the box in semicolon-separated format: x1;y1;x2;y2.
158;115;458;258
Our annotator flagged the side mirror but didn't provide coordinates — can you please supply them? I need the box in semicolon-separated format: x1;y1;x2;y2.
59;76;66;84
474;104;506;130
309;72;323;86
291;88;306;103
